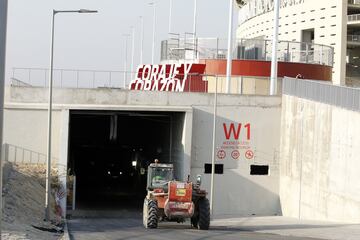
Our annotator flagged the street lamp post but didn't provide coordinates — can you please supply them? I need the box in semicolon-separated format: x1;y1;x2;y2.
149;2;156;64
45;9;97;221
192;0;198;59
270;0;280;95
0;0;8;234
130;26;135;81
226;0;234;94
193;0;197;37
123;34;130;88
140;16;144;64
169;0;173;34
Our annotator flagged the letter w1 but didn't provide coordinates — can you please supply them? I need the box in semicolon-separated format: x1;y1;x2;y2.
223;123;242;140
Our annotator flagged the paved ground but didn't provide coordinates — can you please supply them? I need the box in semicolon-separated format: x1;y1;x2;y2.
67;215;326;240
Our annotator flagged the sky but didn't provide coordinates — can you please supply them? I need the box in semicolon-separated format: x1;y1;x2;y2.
5;0;238;82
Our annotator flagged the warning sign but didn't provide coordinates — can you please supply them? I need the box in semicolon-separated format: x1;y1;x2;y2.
245;150;254;160
231;150;240;160
217;150;226;160
219;122;253;160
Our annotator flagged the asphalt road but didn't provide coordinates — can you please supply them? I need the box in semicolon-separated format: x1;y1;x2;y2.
67;216;323;240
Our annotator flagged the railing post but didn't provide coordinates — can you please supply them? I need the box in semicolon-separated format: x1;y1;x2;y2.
76;70;79;88
320;45;323;65
93;71;95;88
14;145;17;163
4;143;8;162
28;69;31;85
44;69;47;87
306;44;309;63
60;70;63;88
287;41;290;62
109;72;112;88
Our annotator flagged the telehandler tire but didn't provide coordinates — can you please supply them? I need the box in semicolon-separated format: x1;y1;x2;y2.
197;197;210;230
143;198;158;229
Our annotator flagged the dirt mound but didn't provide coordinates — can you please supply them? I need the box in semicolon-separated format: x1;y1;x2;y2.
2;163;63;240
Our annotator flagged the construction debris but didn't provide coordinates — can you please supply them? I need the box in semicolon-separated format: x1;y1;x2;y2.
2;163;63;240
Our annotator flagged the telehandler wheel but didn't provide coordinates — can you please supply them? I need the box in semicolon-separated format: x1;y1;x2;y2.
143;198;158;229
197;197;210;230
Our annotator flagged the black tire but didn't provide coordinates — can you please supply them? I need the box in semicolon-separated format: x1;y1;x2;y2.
197;198;210;230
143;199;158;229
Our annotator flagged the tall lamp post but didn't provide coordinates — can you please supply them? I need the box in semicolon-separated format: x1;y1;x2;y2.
149;2;156;64
139;16;144;65
226;0;234;94
270;0;280;95
193;0;197;37
169;0;173;34
0;0;8;234
130;26;135;81
123;33;130;88
45;9;97;221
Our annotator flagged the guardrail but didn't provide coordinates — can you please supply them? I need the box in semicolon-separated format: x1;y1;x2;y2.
11;68;129;89
348;0;360;5
348;14;360;22
10;69;283;95
347;35;360;42
283;77;360;112
161;38;334;67
3;143;57;164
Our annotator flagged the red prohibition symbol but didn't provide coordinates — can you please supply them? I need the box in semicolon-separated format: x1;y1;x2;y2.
231;150;240;160
217;150;226;160
245;150;254;159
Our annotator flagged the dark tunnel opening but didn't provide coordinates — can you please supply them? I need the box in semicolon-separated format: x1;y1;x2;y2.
68;110;183;211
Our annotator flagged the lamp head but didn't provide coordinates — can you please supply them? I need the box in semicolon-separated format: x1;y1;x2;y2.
78;9;98;13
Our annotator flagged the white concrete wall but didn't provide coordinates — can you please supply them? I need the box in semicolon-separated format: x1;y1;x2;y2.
237;0;347;85
280;94;360;223
4;86;282;218
3;108;62;164
190;102;282;217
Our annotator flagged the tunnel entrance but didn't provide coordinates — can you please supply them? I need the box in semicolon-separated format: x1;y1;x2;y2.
67;110;185;211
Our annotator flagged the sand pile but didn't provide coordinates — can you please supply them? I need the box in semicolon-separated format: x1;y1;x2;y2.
2;163;63;240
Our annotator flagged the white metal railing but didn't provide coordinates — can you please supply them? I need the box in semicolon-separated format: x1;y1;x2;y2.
283;77;360;112
348;14;360;22
348;0;360;5
161;38;334;67
347;35;360;42
11;68;129;89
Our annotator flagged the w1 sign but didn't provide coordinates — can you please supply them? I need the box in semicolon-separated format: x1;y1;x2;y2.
129;63;206;92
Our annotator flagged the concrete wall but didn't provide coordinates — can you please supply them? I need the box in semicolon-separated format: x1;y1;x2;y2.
280;94;360;223
4;86;282;218
191;102;282;217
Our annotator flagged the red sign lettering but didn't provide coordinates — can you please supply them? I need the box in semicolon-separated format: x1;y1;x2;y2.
223;123;251;140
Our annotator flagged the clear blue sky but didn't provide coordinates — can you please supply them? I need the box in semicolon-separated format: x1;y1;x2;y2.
6;0;238;78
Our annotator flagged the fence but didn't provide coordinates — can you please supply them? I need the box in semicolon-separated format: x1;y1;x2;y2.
347;35;360;43
3;143;57;164
348;14;360;22
161;38;333;67
349;0;360;5
10;68;283;95
283;77;360;112
11;67;129;89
